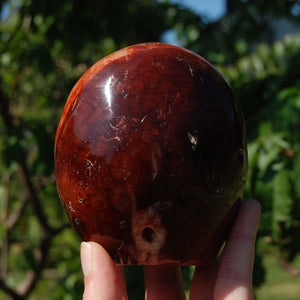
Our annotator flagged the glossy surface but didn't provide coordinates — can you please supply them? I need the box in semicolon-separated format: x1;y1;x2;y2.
55;43;247;265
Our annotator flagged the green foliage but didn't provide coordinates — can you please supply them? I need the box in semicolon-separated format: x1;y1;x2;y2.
0;0;300;299
0;0;193;298
221;34;300;263
255;244;300;299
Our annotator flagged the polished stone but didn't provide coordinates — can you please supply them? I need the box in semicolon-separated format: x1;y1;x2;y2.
55;43;247;265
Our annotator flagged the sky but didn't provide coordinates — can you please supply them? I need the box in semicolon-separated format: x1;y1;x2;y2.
172;0;226;21
162;0;226;44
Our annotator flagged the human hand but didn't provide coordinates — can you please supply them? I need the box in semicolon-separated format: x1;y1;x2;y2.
80;199;261;300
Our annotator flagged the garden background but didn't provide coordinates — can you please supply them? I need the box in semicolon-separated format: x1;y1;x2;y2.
0;0;300;299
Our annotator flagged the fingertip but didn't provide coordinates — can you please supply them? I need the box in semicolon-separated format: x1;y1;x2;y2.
81;241;126;300
81;242;92;277
237;199;261;232
243;198;261;212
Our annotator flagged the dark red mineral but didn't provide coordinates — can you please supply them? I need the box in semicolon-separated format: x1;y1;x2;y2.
55;43;247;265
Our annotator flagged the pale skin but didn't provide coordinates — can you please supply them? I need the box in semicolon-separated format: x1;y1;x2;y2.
80;199;261;300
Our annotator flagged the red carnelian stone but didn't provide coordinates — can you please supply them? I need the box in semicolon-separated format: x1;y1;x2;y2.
55;43;247;265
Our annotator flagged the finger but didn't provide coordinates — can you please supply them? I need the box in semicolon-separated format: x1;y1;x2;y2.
214;199;261;300
81;242;128;300
144;265;186;300
190;262;219;300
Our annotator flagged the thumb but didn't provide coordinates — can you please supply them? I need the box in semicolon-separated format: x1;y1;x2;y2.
81;241;127;300
214;199;261;300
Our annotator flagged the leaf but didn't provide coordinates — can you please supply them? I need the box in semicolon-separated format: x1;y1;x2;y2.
272;170;293;224
245;141;260;194
293;150;300;198
257;144;281;174
258;121;273;137
278;87;300;102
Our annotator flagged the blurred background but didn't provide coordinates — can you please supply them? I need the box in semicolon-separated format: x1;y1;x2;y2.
0;0;300;299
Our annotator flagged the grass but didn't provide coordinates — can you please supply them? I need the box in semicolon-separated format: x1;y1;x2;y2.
255;244;300;300
183;242;300;300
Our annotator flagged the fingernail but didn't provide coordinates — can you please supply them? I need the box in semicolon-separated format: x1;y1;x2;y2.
81;242;92;277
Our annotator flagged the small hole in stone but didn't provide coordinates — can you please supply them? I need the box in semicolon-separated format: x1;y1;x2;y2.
142;227;154;243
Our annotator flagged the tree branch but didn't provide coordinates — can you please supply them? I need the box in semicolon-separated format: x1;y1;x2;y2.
0;279;23;300
0;88;13;130
0;174;9;281
17;236;51;298
17;222;70;298
0;223;70;300
0;236;51;300
18;158;55;235
0;85;56;236
6;198;30;231
0;84;70;299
